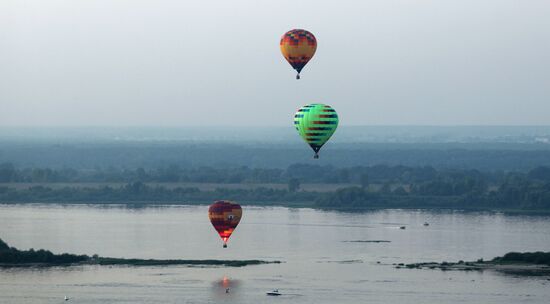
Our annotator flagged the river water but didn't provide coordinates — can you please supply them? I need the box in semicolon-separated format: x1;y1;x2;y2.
0;204;549;303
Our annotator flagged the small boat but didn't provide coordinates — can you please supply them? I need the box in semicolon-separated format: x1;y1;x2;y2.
399;226;406;230
267;289;281;296
423;222;429;226
64;296;70;301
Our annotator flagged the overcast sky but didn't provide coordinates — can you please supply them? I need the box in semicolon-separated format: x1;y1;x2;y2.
1;0;549;127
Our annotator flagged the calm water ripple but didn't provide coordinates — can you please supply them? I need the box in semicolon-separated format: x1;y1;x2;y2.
1;204;549;303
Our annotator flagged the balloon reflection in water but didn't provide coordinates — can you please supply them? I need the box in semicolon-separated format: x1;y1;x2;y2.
211;276;241;298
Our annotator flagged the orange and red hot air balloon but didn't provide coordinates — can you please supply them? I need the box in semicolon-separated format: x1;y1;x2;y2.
208;200;242;248
280;29;317;79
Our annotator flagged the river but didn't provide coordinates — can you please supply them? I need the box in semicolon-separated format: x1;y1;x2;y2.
1;204;549;303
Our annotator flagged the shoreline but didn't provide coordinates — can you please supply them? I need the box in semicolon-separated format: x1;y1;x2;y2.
0;238;280;268
397;262;550;276
395;252;550;276
2;202;550;216
0;259;281;268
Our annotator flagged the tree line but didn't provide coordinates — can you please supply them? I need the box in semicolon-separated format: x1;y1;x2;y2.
0;182;318;205
0;162;510;184
492;252;550;265
315;166;550;211
2;165;550;211
0;238;88;265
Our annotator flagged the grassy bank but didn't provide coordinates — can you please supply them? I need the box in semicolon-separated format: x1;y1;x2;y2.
2;181;550;215
396;252;550;276
0;238;280;268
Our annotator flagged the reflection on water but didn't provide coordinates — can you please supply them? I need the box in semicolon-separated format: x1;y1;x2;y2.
0;204;550;303
211;276;241;299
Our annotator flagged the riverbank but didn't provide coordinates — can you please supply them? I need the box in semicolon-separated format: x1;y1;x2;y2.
396;252;550;276
0;238;280;268
2;180;550;215
0;259;279;268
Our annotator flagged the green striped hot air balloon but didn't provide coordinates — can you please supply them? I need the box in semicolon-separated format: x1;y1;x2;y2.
294;103;339;159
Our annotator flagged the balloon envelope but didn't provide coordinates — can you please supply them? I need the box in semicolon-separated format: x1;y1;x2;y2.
208;201;242;246
280;29;317;79
294;103;338;158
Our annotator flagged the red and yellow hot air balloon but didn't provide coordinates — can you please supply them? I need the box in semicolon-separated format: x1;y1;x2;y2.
208;200;242;248
280;29;317;79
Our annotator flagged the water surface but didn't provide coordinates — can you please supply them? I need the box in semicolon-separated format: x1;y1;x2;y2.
1;204;549;303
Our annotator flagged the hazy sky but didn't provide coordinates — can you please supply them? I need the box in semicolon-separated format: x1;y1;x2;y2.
1;0;549;126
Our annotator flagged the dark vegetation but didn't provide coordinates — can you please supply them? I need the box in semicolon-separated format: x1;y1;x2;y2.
314;170;550;211
0;238;88;265
3;139;550;213
397;252;550;275
0;183;320;206
0;162;472;184
0;238;278;267
2;163;550;212
493;251;550;265
94;258;276;267
0;162;532;185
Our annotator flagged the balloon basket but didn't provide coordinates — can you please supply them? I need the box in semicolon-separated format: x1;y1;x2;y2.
223;244;227;248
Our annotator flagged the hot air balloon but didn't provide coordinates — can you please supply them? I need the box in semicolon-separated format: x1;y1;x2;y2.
294;103;338;159
280;29;317;79
208;200;242;248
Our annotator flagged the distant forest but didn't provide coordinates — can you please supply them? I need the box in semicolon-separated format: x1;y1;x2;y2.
3;141;550;171
0;162;493;184
3;139;550;212
2;162;550;212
